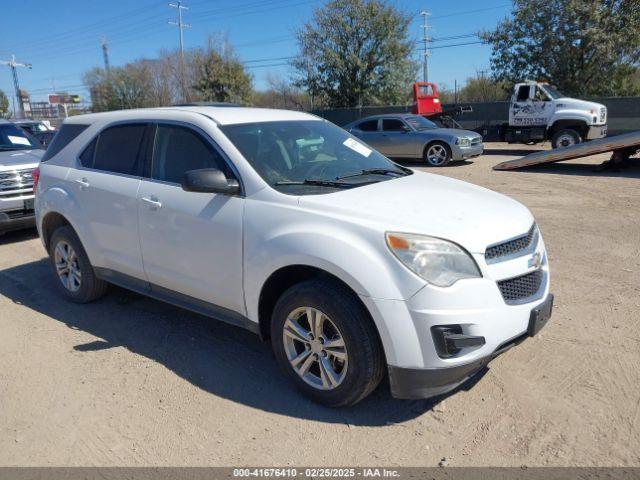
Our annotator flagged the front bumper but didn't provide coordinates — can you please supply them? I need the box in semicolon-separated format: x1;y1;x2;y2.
451;142;484;160
0;209;35;233
388;293;553;399
587;124;607;140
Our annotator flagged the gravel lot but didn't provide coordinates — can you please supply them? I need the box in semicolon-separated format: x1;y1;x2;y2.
1;143;639;467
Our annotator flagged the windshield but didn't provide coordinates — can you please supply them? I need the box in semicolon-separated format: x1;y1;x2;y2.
541;85;565;100
405;116;438;130
220;120;410;194
0;124;43;151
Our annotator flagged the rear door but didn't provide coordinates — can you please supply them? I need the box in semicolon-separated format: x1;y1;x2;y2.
67;123;147;280
137;123;245;314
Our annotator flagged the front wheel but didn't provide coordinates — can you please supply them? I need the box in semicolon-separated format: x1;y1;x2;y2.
424;141;452;167
551;128;582;149
271;279;385;407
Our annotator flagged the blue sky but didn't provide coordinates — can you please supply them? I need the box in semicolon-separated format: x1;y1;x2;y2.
0;0;511;105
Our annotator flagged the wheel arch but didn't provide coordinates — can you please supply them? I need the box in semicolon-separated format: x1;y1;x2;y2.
257;264;377;342
41;211;73;251
423;139;452;158
548;119;589;138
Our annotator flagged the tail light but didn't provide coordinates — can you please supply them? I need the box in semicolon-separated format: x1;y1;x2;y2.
32;167;40;193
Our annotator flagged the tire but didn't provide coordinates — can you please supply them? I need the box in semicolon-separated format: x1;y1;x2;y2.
48;226;108;303
424;141;452;167
271;278;385;407
551;128;582;149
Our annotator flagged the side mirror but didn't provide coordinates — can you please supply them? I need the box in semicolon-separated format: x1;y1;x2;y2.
182;168;240;195
401;125;412;133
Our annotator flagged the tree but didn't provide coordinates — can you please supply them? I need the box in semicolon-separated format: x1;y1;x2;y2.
191;38;253;104
458;74;509;103
0;89;9;118
292;0;417;108
481;0;640;97
84;62;155;111
252;74;312;110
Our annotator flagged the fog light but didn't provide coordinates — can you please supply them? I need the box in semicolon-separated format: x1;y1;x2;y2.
431;325;485;358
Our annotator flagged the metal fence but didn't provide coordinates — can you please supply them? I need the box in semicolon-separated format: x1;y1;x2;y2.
312;96;640;139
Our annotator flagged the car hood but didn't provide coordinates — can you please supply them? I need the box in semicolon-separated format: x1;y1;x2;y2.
419;128;480;139
0;149;44;169
555;97;605;112
298;171;533;254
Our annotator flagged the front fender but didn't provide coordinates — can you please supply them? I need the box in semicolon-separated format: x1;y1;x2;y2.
549;111;591;128
242;201;426;324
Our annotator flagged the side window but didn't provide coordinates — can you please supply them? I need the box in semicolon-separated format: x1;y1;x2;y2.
79;138;97;167
355;119;378;132
382;119;406;132
516;85;531;102
151;124;230;184
40;124;89;162
93;124;146;176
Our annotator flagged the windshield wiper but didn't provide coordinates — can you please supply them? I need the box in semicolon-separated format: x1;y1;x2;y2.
335;168;407;180
274;179;354;188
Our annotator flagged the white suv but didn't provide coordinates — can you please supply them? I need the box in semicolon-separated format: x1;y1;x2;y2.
35;106;553;407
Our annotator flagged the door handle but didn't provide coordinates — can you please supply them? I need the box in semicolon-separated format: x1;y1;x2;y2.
141;196;162;209
75;178;90;189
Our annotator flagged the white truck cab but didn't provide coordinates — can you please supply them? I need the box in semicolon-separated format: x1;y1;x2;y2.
505;81;607;148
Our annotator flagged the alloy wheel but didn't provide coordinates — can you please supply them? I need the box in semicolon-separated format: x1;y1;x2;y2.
427;144;448;165
54;241;82;292
282;306;348;390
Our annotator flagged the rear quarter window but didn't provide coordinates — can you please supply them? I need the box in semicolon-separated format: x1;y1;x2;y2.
40;124;89;162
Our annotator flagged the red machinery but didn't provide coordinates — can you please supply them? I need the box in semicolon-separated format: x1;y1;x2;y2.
412;82;442;116
411;82;470;128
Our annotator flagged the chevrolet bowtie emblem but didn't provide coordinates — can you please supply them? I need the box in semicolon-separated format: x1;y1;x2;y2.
529;252;542;269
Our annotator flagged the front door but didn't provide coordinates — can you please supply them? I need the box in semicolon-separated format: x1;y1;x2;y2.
137;123;245;314
378;118;412;157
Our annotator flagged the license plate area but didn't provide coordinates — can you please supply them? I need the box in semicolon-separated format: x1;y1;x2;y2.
528;294;554;336
24;198;34;211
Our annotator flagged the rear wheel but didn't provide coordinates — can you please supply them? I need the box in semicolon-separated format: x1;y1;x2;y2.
551;128;582;149
271;279;385;407
424;141;452;167
48;226;107;303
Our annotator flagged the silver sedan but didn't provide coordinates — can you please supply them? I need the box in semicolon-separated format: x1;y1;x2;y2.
345;113;483;167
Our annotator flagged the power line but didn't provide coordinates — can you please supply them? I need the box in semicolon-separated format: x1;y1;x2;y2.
431;4;510;19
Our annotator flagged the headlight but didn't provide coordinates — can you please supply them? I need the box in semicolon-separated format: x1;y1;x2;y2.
386;232;481;287
456;137;471;147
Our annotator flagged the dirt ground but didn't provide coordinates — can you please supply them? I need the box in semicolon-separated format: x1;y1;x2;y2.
1;143;639;467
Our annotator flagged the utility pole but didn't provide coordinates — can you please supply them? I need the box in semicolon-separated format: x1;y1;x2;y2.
101;37;111;72
0;55;32;118
420;11;431;83
169;1;191;101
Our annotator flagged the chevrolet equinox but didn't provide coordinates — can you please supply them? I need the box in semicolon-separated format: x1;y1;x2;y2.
35;106;553;407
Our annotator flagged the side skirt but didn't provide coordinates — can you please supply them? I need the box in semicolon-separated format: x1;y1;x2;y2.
94;267;260;335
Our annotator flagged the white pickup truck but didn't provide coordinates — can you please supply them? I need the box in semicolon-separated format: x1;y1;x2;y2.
501;81;608;148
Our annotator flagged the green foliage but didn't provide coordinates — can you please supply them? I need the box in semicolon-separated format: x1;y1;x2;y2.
482;0;640;97
0;89;9;117
191;41;253;104
293;0;418;107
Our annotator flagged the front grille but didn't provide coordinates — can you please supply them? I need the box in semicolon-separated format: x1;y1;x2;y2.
485;224;537;262
0;169;34;197
497;270;543;304
599;107;606;123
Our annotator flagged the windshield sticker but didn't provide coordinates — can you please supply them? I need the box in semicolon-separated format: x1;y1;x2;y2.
343;137;372;157
8;135;30;146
